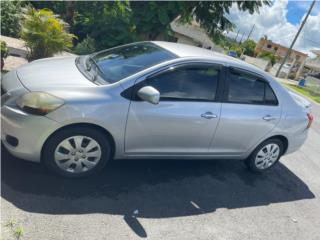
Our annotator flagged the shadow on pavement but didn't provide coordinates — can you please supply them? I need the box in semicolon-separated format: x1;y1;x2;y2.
1;146;315;219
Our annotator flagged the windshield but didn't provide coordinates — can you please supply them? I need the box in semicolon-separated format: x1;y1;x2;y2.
83;42;177;84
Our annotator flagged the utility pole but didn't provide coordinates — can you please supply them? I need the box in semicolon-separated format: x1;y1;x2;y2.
239;33;244;44
234;29;240;42
246;24;255;41
275;0;316;77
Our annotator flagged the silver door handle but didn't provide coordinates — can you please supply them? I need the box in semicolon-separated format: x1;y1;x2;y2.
201;112;217;119
263;115;277;121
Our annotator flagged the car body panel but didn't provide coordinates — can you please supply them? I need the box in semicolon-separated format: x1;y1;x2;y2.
210;103;282;156
125;101;222;154
16;57;95;91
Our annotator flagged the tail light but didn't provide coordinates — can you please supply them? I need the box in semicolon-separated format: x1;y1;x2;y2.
307;113;314;129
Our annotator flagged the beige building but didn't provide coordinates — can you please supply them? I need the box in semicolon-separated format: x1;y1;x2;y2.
255;38;308;78
305;50;320;73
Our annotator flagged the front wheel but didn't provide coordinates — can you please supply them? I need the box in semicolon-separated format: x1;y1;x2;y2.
43;126;111;178
245;138;284;173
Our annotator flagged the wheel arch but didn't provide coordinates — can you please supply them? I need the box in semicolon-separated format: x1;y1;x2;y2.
262;135;289;155
41;123;116;162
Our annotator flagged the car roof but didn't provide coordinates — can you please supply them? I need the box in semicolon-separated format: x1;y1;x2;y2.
152;41;267;77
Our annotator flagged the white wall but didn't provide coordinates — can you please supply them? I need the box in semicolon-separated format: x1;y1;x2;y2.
243;55;270;71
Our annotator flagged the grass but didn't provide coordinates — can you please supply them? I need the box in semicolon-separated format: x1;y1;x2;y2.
3;219;25;240
284;83;320;104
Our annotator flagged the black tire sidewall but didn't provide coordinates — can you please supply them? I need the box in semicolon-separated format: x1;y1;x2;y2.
43;126;111;178
246;138;284;173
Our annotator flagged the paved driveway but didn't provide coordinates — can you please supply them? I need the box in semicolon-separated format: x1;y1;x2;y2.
1;103;320;240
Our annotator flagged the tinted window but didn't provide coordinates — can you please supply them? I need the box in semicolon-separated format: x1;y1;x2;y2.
92;43;176;83
265;84;278;105
227;70;277;105
146;65;219;101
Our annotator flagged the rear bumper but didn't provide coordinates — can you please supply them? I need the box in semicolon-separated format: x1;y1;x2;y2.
1;105;59;162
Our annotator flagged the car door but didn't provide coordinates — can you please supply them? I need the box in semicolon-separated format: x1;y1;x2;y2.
125;63;223;155
210;67;281;156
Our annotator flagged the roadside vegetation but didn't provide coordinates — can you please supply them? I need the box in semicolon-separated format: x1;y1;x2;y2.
1;1;270;60
21;7;75;60
285;83;320;104
1;40;9;71
3;219;25;240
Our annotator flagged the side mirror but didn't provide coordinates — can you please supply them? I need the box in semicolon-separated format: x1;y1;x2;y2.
137;86;160;105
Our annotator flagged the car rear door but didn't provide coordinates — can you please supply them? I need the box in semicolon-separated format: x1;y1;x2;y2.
125;63;223;155
210;67;281;156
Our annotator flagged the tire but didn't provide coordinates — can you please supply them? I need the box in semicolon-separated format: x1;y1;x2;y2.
245;138;284;173
42;126;112;178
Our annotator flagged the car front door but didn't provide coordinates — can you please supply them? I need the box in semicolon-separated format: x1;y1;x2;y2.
210;67;281;156
125;63;223;155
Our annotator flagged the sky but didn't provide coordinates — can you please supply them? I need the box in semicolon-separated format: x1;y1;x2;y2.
227;0;320;58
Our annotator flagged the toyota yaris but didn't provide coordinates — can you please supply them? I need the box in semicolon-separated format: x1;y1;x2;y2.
1;41;313;177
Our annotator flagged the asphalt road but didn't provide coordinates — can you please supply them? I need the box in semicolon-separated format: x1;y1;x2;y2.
1;103;320;240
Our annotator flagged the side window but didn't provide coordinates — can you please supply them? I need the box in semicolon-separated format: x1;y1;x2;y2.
146;65;220;101
227;70;278;105
265;84;278;105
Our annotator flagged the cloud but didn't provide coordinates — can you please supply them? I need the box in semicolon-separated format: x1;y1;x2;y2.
226;0;320;57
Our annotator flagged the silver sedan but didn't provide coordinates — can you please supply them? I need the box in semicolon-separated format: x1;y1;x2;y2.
1;42;313;177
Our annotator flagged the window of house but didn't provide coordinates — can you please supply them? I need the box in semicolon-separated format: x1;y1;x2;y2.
227;70;278;105
146;65;220;101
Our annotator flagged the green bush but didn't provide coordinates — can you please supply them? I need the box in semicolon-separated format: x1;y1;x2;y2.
0;1;22;38
21;7;76;60
1;40;9;70
229;45;242;57
258;51;277;66
241;39;256;57
74;35;96;55
1;41;9;58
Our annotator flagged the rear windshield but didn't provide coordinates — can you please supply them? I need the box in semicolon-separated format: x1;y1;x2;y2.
90;42;177;83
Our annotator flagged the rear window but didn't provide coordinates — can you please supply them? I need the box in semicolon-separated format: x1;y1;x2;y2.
92;42;176;83
227;70;278;105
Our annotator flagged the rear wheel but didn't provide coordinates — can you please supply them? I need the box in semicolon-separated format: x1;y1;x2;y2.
43;126;111;178
246;138;284;173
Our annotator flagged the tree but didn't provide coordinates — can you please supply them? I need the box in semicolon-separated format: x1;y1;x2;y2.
72;1;137;50
74;35;96;55
21;7;76;60
0;0;22;38
241;39;256;56
178;1;270;43
28;1;271;49
130;1;183;40
130;1;270;43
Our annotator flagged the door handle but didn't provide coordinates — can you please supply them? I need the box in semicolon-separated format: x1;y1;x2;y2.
201;112;218;119
263;115;277;121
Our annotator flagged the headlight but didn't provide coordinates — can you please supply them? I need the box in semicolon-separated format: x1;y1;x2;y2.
16;92;64;115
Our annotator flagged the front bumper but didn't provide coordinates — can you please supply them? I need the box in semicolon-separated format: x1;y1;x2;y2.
1;105;60;162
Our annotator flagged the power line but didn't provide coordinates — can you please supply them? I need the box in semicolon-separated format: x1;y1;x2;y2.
246;24;255;41
275;0;316;77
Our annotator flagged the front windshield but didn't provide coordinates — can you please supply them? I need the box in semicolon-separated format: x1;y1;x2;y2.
86;42;177;84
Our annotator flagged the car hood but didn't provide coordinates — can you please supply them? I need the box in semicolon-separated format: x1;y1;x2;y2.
16;56;95;91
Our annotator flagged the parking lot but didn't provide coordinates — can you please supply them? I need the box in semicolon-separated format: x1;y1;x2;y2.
1;102;320;240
